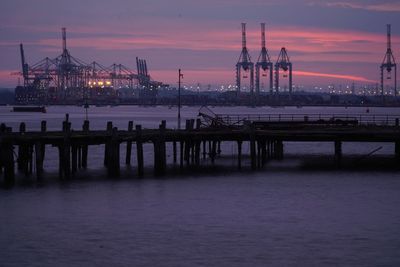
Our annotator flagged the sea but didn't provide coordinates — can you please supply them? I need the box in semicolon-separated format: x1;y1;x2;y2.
1;105;400;266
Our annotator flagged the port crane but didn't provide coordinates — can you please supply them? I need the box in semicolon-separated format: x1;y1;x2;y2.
380;24;397;96
255;23;273;95
236;23;254;95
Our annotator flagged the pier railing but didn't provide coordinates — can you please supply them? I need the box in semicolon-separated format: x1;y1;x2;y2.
215;114;400;126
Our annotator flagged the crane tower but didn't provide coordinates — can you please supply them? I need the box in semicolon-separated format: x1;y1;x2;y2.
380;24;397;96
274;47;292;95
236;23;254;95
255;23;273;95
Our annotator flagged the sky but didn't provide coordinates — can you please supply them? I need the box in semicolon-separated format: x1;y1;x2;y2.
0;0;399;89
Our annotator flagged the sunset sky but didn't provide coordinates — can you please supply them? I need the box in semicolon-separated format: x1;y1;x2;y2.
0;0;399;89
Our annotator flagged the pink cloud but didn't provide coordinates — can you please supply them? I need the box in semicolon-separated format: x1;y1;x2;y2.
0;70;20;87
317;1;400;12
151;68;377;86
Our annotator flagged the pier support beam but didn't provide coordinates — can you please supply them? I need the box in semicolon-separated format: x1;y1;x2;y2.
2;133;15;187
395;141;400;159
136;125;144;177
154;121;167;176
250;126;257;170
173;141;177;164
60;120;71;179
334;140;342;166
107;127;120;177
126;121;133;165
71;144;78;175
104;122;113;167
82;120;89;168
35;142;44;180
237;140;242;169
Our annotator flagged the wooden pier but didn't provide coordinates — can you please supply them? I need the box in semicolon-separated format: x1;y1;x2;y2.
1;114;400;187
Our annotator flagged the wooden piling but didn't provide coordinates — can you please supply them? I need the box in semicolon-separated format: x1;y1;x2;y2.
395;141;400;159
257;141;262;168
154;121;166;176
82;120;89;168
334;140;342;166
126;121;133;165
71;144;78;175
173;141;177;163
136;125;144;177
28;145;33;175
2;130;15;186
202;141;207;160
250;127;257;170
180;141;184;169
104;121;113;166
184;120;191;165
40;121;46;161
107;127;120;177
17;123;26;171
62;120;71;178
211;141;217;164
237;140;242;169
35;142;44;180
261;140;267;166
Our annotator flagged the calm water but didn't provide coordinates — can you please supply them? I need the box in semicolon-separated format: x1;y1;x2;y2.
1;105;400;266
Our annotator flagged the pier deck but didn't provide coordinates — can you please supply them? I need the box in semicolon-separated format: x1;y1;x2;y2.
1;115;400;186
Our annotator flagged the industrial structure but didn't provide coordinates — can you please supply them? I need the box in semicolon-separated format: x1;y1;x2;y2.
255;23;273;95
236;23;254;95
274;47;293;95
15;28;165;105
235;23;293;98
380;24;397;97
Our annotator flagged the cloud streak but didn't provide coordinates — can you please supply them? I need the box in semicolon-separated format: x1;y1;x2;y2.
310;1;400;12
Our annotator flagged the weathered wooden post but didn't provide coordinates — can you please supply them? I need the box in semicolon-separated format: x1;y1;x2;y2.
104;121;113;167
202;141;207;159
180;140;184;169
395;141;400;159
58;146;64;179
78;146;82;169
154;121;167;176
277;140;284;160
250;126;257;170
40;121;46;161
17;122;26;171
136;125;144;177
126;121;133;165
211;140;217;164
82;120;89;168
173;141;177;164
257;141;262;168
261;140;267;166
108;127;120;177
62;120;71;178
217;141;222;155
237;140;242;169
35;142;44;180
334;140;342;166
71;144;78;175
184;120;191;165
28;145;33;175
2;128;15;187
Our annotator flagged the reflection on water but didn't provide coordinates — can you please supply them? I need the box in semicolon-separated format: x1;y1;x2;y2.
1;106;400;266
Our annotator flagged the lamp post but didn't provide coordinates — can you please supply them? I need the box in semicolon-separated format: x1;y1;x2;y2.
178;69;183;129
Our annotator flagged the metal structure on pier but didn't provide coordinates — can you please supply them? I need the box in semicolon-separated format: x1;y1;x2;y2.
236;23;254;95
255;23;273;95
15;28;164;104
380;24;397;97
274;47;293;95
